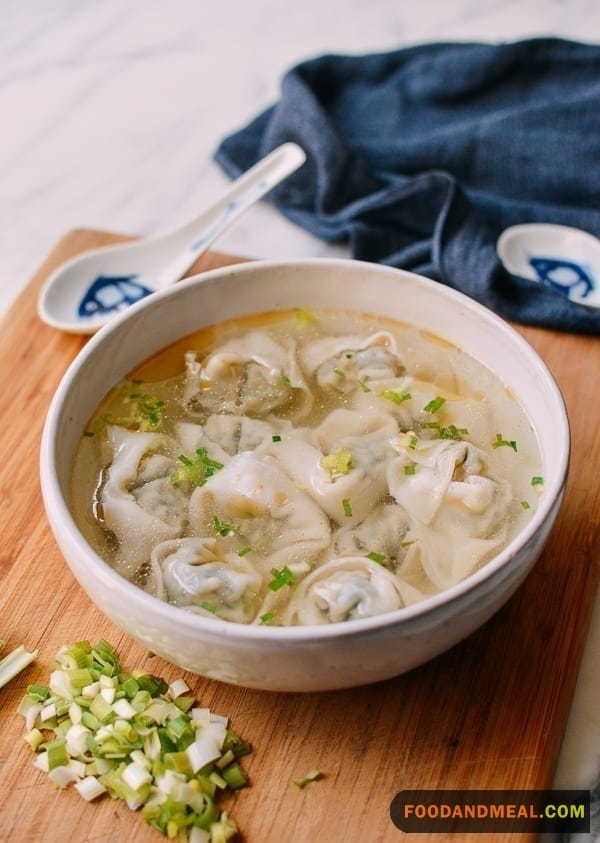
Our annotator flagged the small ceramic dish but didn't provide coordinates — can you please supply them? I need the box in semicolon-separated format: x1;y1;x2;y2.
497;223;600;309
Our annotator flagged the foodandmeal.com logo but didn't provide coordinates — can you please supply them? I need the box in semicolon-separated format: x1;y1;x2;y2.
390;789;590;834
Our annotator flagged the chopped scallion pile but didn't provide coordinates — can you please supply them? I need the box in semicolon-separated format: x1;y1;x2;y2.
18;641;250;842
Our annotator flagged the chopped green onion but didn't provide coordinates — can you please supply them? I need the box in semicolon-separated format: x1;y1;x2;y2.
423;396;446;413
18;640;250;840
333;367;346;378
271;434;282;443
342;498;353;518
104;384;165;432
259;613;274;625
268;567;296;591
492;433;518;452
171;448;223;487
532;475;544;487
237;547;252;557
404;464;416;476
321;449;353;479
381;389;412;405
366;551;385;564
199;602;218;615
0;643;37;689
280;374;291;386
358;381;372;393
292;769;323;788
409;435;418;449
212;516;238;537
520;500;531;510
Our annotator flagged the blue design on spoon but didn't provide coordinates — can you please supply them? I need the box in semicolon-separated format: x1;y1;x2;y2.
529;257;594;299
77;275;153;318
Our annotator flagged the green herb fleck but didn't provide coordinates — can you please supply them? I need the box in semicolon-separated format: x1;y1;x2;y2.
105;384;165;432
358;381;372;393
321;449;353;479
238;546;252;557
342;498;353;518
381;389;412;405
400;540;416;549
409;435;418;449
293;769;323;788
520;500;531;510
171;447;224;487
272;434;282;443
366;551;385;564
423;396;446;413
268;567;296;591
404;464;416;476
213;516;239;537
200;602;218;614
295;309;316;325
492;433;518;452
281;374;291;386
259;612;275;625
333;367;346;378
532;476;544;487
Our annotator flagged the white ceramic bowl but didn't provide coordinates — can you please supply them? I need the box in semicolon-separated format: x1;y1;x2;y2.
40;259;569;692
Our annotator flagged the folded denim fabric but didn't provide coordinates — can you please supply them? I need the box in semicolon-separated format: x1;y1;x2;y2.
215;38;600;334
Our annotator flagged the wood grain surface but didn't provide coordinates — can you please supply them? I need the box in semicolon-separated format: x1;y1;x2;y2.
0;229;598;843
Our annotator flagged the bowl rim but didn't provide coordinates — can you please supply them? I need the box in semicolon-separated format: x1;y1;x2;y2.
40;257;571;643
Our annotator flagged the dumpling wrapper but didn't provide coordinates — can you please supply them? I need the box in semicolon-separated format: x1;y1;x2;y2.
100;426;187;575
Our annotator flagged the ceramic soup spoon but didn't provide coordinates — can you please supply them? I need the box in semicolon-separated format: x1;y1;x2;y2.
37;142;306;334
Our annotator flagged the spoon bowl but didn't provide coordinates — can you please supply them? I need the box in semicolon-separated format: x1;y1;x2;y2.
37;143;306;333
497;223;600;309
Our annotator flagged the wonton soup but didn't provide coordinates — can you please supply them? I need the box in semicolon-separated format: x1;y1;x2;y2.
71;308;542;626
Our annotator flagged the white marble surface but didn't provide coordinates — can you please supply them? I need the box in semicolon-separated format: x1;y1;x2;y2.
1;0;598;828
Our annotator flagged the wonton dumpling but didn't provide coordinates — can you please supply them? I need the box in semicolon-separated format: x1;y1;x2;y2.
183;331;311;418
150;537;262;623
282;557;418;625
188;451;330;572
388;438;510;588
300;331;403;394
332;503;411;559
265;408;397;526
100;426;187;575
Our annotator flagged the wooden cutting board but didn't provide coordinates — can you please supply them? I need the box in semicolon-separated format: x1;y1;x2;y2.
0;229;598;843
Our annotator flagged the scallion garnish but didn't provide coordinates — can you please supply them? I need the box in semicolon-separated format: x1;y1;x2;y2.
18;640;250;840
358;381;372;393
268;566;296;591
404;464;416;475
492;433;518;452
321;449;353;479
237;546;252;557
212;516;238;537
259;613;275;625
333;367;346;378
532;475;544;487
171;447;224;487
200;602;218;614
293;769;323;788
272;434;282;443
381;389;412;405
366;551;385;564
409;435;418;449
423;396;446;413
104;384;165;432
281;373;291;386
520;500;531;510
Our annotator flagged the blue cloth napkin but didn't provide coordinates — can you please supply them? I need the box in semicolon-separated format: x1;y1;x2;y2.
215;38;600;334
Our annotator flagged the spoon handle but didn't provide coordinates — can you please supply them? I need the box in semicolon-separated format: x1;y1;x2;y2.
154;143;306;286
